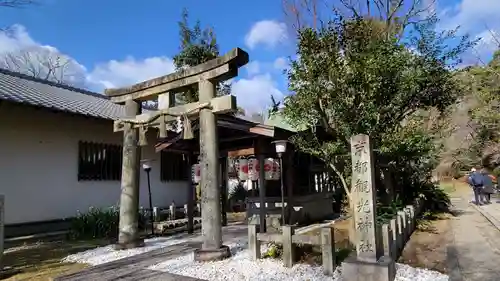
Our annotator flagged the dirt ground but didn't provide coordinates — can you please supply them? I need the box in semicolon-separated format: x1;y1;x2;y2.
1;239;106;281
398;180;470;274
398;214;452;273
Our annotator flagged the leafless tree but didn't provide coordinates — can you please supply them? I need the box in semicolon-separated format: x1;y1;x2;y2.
282;0;436;36
0;48;86;86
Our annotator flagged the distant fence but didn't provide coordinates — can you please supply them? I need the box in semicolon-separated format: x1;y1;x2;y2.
146;203;201;222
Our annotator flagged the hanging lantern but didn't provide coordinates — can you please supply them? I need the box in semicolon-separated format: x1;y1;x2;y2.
191;164;201;183
271;158;281;180
248;157;259;181
238;158;249;181
264;158;273;180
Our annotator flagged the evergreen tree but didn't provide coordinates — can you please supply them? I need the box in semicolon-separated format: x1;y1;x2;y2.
173;8;231;103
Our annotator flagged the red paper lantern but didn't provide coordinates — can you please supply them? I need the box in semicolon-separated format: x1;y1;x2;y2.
191;164;201;183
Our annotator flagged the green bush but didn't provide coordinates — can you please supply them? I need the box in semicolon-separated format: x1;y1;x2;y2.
377;196;404;224
419;182;451;213
69;206;147;240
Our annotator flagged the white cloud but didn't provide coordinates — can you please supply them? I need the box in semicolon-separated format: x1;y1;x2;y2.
0;24;176;91
87;56;175;90
245;20;288;49
273;57;288;71
245;61;261;76
0;24;284;113
438;0;500;61
232;73;284;114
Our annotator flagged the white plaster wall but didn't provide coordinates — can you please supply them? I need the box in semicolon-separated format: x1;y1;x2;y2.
0;102;189;224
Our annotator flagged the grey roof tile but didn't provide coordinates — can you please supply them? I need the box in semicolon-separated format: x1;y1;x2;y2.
0;68;126;120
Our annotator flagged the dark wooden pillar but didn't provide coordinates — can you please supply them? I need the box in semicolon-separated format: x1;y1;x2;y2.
220;157;228;226
186;153;195;234
256;138;267;233
285;150;294;222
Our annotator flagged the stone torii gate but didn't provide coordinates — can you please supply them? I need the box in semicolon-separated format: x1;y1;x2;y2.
105;48;249;261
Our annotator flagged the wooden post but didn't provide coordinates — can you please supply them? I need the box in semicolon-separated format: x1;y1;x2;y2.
390;218;399;259
170;201;176;220
395;214;404;255
397;211;408;243
186;153;195;234
406;205;415;232
221;157;228;226
382;224;395;259
248;224;261;259
257;138;267;233
285;151;294;224
0;195;4;271
282;225;295;268
115;99;143;249
153;207;159;222
321;226;336;276
197;79;226;258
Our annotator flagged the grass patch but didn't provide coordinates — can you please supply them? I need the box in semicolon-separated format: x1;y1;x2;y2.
439;180;471;197
439;181;456;194
2;239;108;281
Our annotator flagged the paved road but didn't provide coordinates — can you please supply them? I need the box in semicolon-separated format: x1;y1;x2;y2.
448;197;500;281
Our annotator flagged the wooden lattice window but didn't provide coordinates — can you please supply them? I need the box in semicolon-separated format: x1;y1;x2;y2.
160;151;189;181
78;141;122;181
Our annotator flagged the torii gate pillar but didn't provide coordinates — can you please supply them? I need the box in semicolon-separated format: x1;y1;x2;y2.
105;48;248;261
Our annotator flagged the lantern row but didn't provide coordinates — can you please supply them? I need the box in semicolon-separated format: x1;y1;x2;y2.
191;157;281;184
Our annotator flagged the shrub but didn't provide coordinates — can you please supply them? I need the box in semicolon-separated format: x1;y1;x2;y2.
419;182;451;213
377;196;404;224
69;206;147;240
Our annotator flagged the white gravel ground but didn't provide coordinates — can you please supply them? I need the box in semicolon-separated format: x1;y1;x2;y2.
62;230;448;281
148;239;449;281
62;234;193;265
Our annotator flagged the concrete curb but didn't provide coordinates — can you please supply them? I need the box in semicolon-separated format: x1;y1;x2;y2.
469;203;500;232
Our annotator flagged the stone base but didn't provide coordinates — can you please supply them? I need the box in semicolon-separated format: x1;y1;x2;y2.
341;254;396;281
112;238;145;250
193;245;231;262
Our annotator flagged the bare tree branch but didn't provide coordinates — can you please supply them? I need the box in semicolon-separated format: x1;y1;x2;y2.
283;0;436;41
0;49;85;86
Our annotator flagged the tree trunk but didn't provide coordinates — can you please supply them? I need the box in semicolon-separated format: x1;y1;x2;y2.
329;163;356;246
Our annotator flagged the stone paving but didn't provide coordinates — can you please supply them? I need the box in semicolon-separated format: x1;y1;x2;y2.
448;196;500;281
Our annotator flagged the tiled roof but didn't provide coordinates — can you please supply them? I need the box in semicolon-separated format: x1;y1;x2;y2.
0;68;126;120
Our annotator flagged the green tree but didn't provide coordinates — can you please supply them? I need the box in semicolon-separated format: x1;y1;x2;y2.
173;8;231;104
282;16;472;218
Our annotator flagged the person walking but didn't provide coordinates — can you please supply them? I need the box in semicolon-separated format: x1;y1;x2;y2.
468;167;485;205
481;169;495;204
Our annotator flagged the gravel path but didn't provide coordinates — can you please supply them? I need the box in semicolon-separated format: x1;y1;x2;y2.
448;197;500;281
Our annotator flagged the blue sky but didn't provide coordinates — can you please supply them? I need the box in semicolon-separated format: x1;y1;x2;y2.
0;0;498;113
